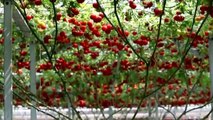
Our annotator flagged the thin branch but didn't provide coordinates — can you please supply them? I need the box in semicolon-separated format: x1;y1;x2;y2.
14;1;52;61
96;0;148;65
159;105;177;120
165;0;212;87
50;1;58;60
183;0;200;52
131;0;167;119
176;70;204;119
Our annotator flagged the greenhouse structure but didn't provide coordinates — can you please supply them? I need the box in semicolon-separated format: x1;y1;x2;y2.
0;0;213;120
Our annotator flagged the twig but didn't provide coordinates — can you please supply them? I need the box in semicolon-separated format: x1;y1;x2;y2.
50;1;58;60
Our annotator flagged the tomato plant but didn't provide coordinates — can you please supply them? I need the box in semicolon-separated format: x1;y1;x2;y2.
0;0;213;119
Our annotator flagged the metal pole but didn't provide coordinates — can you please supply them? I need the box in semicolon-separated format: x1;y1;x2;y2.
108;106;113;120
155;93;158;120
67;101;72;118
3;0;13;120
30;41;37;120
209;35;213;120
66;97;74;119
148;99;152;118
